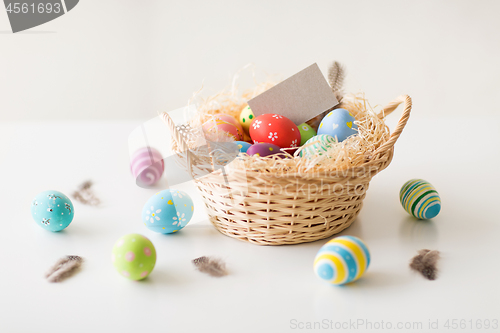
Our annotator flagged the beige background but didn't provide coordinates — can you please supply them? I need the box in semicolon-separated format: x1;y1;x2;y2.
1;0;499;121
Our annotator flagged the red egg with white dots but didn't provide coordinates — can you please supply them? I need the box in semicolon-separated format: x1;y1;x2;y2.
249;114;300;148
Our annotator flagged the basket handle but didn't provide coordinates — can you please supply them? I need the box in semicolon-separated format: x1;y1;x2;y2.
372;95;412;156
160;111;198;174
161;112;190;153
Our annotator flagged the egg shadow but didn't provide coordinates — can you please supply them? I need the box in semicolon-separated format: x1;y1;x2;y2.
399;216;438;246
54;220;93;236
135;269;193;286
347;270;411;290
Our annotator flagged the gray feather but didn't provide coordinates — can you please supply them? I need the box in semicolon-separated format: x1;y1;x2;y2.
327;61;345;102
192;256;228;277
409;249;440;280
46;255;84;283
72;180;100;206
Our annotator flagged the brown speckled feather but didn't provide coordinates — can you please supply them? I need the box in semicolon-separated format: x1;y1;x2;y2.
72;180;100;206
409;249;440;280
46;255;84;283
192;256;228;277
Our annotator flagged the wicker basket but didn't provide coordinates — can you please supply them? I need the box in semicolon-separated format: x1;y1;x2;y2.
162;95;412;245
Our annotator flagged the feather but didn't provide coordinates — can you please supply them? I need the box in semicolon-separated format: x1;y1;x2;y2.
46;255;84;283
72;180;100;206
192;256;228;277
327;61;345;102
409;249;440;280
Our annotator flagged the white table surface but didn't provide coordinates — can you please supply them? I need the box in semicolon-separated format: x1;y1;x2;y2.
1;115;499;333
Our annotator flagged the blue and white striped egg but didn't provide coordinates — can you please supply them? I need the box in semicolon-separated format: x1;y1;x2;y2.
318;108;358;142
142;189;194;234
314;236;371;285
300;134;336;158
400;179;441;219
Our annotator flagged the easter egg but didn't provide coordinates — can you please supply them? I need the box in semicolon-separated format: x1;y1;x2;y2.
318;108;358;142
130;147;164;186
214;113;244;133
400;179;441;219
249;114;300;148
234;141;252;153
314;236;371;285
246;143;283;157
239;105;255;133
31;190;74;232
300;134;337;158
142;189;194;234
202;116;243;141
112;233;156;280
298;122;317;146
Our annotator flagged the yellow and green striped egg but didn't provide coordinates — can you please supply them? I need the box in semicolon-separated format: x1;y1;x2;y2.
400;179;441;220
314;236;370;285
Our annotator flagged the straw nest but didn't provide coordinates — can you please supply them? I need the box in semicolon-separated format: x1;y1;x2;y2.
184;82;391;175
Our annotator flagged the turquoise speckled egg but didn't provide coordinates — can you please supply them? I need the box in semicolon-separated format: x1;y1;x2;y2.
314;236;371;285
318;108;358;142
300;134;337;158
31;190;74;232
400;179;441;219
142;189;194;234
112;233;156;280
298;123;317;146
234;141;252;153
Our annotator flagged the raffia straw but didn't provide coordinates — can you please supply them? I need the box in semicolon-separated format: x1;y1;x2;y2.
183;80;390;174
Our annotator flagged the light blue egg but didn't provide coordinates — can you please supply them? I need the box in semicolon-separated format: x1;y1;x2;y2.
142;189;194;234
31;190;74;232
300;134;337;158
234;141;252;153
318;108;358;142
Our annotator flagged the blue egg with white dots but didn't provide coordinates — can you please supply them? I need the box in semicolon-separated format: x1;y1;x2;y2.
31;190;74;232
234;141;252;153
318;108;358;142
142;189;194;234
